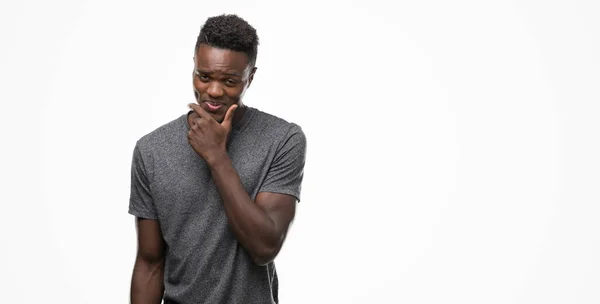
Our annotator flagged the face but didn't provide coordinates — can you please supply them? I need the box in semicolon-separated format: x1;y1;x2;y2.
193;44;256;123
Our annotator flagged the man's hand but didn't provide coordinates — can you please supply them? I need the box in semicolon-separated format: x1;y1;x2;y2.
187;103;237;165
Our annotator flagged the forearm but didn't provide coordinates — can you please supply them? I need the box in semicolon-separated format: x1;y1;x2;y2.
131;259;165;304
208;154;279;265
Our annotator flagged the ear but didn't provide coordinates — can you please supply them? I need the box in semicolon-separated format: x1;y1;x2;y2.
247;67;257;88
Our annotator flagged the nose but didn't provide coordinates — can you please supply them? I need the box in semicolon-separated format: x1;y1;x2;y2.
207;81;224;98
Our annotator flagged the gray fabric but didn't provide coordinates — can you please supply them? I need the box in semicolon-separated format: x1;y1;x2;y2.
128;106;306;304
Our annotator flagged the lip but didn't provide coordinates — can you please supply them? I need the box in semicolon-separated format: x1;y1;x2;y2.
203;101;224;112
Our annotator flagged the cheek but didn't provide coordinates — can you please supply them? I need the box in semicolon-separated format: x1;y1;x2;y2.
225;86;245;99
193;79;207;92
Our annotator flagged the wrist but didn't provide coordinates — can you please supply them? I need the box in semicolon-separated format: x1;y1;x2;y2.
206;150;231;168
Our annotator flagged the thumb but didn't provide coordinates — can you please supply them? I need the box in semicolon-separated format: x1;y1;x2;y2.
222;104;238;129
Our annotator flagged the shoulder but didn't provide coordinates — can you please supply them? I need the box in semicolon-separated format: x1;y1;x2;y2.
135;114;187;153
247;107;306;143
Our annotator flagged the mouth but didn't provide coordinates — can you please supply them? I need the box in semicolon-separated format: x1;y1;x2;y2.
203;100;224;112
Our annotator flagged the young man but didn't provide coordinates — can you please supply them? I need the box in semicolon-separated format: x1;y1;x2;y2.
128;14;307;304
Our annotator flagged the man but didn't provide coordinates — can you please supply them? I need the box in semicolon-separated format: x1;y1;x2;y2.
128;14;307;304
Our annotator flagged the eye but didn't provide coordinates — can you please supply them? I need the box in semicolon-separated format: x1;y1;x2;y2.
195;71;210;82
225;79;237;86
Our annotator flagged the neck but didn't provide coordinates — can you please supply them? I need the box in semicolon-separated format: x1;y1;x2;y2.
231;104;247;126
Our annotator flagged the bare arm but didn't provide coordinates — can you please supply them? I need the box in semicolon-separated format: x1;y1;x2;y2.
131;217;165;304
209;156;296;266
186;103;304;266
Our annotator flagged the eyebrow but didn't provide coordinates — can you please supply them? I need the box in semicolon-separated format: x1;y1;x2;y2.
195;68;242;77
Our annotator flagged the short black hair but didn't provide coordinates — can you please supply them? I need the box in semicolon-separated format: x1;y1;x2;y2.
195;14;259;67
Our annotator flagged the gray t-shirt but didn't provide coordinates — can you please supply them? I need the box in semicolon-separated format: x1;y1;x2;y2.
128;106;306;304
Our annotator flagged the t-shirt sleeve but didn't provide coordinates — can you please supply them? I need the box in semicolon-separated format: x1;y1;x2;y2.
128;143;158;219
258;123;307;202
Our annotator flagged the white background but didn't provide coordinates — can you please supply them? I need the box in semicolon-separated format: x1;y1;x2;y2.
1;0;599;303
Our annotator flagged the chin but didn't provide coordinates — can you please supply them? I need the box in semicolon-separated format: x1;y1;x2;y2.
212;113;224;123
